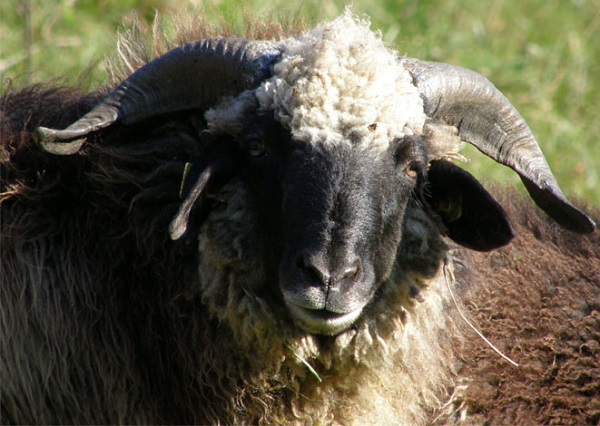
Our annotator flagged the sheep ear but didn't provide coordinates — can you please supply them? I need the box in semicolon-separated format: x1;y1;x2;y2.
403;59;594;234
424;160;515;251
169;137;242;240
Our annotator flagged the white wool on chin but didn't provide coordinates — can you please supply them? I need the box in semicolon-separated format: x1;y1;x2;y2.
255;9;426;149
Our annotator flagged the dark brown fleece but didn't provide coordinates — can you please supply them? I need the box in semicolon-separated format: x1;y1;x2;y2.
455;191;599;425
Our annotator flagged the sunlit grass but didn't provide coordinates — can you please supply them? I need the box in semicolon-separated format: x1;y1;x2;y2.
2;0;598;205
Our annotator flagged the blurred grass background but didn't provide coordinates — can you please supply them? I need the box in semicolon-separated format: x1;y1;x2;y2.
1;0;599;205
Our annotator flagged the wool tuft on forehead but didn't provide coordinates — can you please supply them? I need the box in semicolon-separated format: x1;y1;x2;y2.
255;9;427;149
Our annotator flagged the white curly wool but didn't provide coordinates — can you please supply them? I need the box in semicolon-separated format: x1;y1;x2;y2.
255;9;426;149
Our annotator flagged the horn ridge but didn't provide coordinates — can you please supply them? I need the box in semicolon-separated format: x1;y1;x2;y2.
37;38;281;155
402;58;595;234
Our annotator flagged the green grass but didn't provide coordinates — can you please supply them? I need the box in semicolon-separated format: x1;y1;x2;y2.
2;0;599;205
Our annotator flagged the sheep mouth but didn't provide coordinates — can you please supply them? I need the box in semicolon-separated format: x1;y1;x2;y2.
286;303;363;336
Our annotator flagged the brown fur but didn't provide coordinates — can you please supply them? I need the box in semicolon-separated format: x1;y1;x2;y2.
2;84;205;423
452;191;600;425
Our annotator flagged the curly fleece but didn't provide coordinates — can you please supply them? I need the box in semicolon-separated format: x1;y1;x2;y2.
207;10;426;149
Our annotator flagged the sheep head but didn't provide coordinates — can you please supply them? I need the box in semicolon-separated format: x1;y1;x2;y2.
36;12;595;336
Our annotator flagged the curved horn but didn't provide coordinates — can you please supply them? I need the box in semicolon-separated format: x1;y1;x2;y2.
37;38;281;155
402;58;595;234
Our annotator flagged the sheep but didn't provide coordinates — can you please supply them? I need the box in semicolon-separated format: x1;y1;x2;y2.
1;10;597;425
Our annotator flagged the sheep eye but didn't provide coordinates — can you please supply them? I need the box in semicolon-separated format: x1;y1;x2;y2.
246;139;266;157
404;162;420;179
393;136;427;179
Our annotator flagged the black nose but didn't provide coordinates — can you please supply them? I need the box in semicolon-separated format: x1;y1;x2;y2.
298;253;362;289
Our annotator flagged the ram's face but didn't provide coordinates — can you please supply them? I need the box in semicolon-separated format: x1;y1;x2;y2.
240;115;428;335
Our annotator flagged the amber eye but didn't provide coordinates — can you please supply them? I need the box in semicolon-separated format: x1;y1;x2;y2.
246;139;266;157
404;162;420;178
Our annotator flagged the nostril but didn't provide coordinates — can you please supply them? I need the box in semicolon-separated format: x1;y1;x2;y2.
337;259;361;284
340;260;360;279
297;254;330;285
296;253;362;288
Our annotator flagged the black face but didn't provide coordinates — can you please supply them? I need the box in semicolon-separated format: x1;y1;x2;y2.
238;115;428;335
